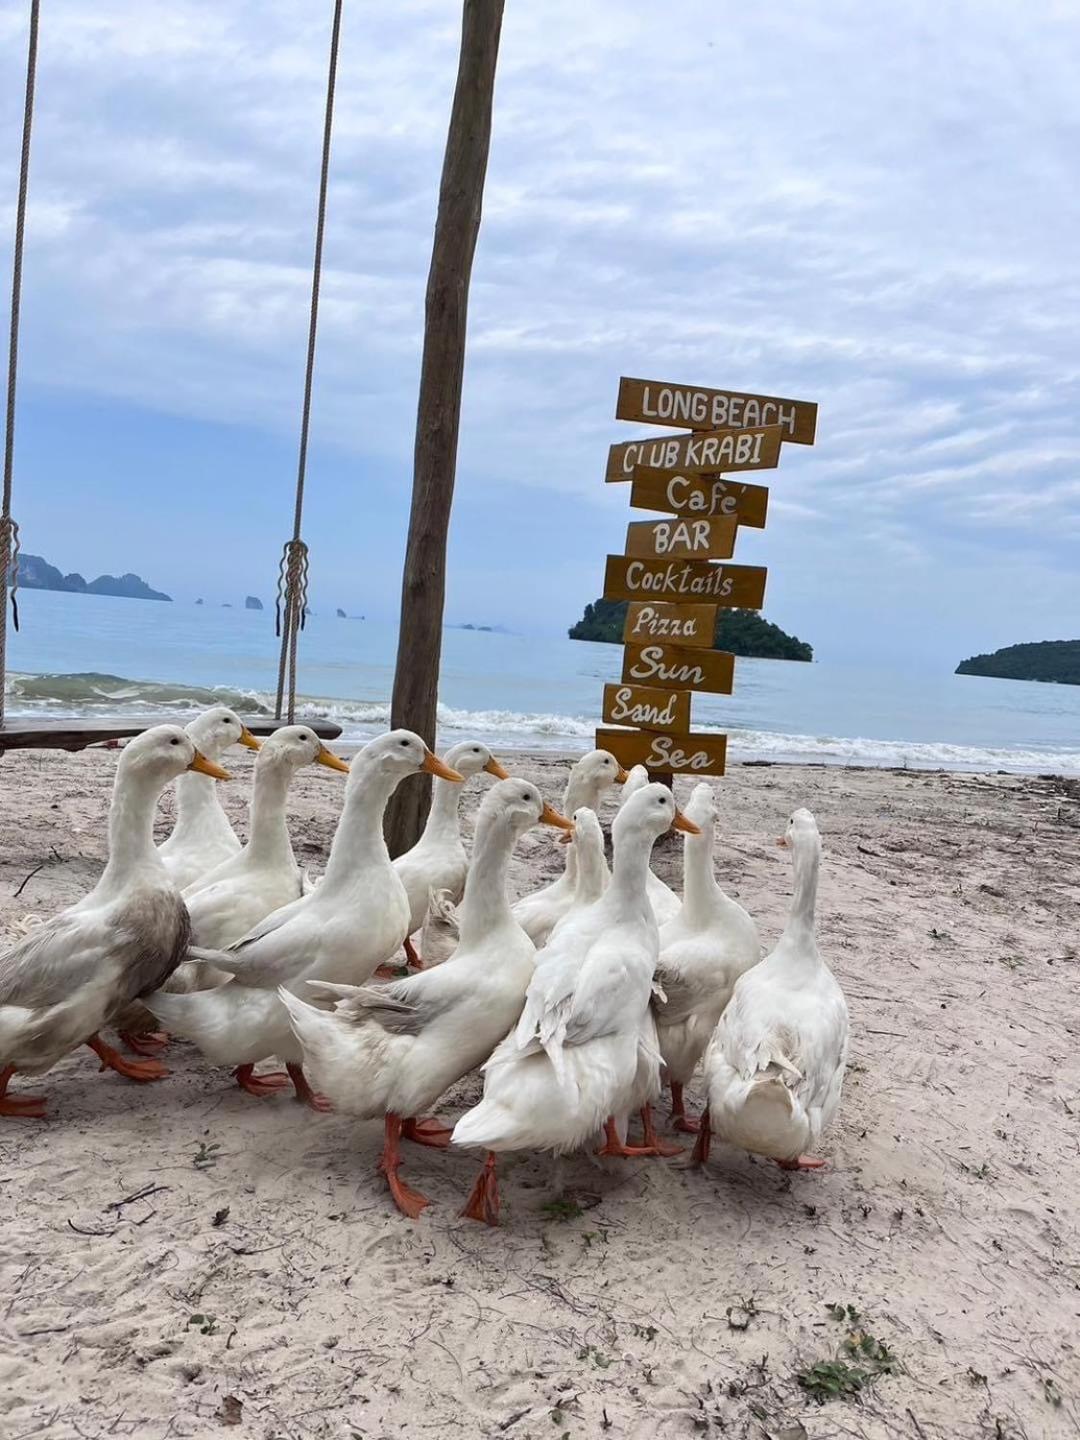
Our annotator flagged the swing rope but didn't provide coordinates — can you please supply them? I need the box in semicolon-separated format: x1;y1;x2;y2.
274;0;343;723
0;0;39;727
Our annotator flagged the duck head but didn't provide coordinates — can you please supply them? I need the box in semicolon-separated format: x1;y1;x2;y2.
350;729;464;788
441;740;510;782
565;749;628;813
257;725;349;776
613;781;699;848
777;806;820;854
121;724;230;786
481;778;571;838
185;705;260;761
683;781;718;834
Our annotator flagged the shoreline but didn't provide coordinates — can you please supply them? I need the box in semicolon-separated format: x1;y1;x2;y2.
2;747;1078;1436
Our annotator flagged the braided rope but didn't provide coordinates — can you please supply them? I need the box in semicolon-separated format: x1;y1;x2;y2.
272;0;342;722
0;0;40;727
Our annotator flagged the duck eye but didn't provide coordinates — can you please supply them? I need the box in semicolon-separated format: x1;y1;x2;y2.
171;737;180;746
400;739;409;747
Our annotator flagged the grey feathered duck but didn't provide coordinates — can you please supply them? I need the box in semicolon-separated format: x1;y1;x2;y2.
0;725;229;1118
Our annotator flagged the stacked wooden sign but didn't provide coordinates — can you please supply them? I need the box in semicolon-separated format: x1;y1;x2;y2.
595;377;817;777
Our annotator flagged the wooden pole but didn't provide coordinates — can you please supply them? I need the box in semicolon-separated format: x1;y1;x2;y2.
384;0;504;856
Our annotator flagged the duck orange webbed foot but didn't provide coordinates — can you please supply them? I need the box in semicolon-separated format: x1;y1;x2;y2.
380;1114;431;1220
286;1063;333;1113
402;1116;453;1149
595;1116;659;1158
639;1104;685;1158
0;1065;47;1119
688;1107;712;1167
669;1080;701;1133
232;1063;291;1097
775;1154;826;1171
403;936;425;971
460;1152;500;1226
87;1034;168;1082
119;1030;169;1057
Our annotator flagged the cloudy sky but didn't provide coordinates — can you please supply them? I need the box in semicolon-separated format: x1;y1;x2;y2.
1;0;1077;667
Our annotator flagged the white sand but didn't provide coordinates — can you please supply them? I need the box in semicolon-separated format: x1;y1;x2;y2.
1;746;1078;1439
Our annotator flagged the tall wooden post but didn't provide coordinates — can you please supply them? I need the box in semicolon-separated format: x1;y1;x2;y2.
385;0;504;856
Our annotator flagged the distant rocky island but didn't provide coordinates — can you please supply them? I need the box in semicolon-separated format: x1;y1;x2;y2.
956;639;1080;686
569;599;812;661
245;595;263;611
11;552;171;602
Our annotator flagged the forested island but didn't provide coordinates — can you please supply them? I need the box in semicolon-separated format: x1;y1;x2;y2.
956;639;1080;685
569;599;812;660
11;552;171;602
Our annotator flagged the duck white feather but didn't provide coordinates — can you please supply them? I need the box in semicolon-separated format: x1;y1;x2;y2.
452;784;685;1168
654;782;761;1130
392;741;508;955
698;808;848;1168
157;706;260;889
280;780;570;1216
164;727;350;990
619;765;681;926
511;749;625;948
0;727;229;1116
144;732;461;1102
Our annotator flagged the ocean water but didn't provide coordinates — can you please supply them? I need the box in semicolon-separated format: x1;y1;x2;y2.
3;589;1079;774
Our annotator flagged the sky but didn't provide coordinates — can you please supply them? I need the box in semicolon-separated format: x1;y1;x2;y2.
0;0;1078;668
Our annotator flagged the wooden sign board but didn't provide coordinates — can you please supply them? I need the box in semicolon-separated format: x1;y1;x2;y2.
623;601;717;650
596;726;728;777
623;642;735;694
625;516;737;560
604;554;766;609
616;376;817;445
630;469;769;529
601;682;691;734
606;426;781;483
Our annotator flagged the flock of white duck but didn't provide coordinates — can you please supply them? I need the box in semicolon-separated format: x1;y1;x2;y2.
0;705;849;1226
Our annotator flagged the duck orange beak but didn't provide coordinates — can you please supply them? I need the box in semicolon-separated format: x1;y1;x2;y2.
315;744;350;774
189;750;230;780
541;803;574;832
239;726;261;751
615;766;630;783
776;835;789;848
423;750;464;782
672;809;700;835
483;756;511;779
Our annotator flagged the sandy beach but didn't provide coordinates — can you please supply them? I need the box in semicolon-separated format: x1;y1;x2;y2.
1;746;1078;1440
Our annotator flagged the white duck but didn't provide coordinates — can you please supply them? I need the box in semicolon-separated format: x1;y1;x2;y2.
545;806;607;945
165;727;350;990
694;808;848;1172
653;782;761;1133
157;706;260;889
0;726;229;1118
144;732;462;1109
452;784;697;1222
620;765;681;926
511;749;626;947
280;779;572;1218
392;740;509;967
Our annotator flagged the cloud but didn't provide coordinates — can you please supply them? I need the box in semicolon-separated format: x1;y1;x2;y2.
1;0;1078;662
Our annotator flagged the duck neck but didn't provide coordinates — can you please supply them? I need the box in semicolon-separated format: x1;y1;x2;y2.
102;768;168;886
320;760;398;890
560;776;606;886
608;827;657;917
245;762;296;868
172;769;229;840
456;810;516;949
781;838;819;948
682;826;720;923
421;775;464;845
574;837;607;905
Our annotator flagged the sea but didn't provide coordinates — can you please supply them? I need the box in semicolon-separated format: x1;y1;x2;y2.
3;590;1079;775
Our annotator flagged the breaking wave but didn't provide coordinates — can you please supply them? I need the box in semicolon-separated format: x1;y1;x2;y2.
4;671;1077;774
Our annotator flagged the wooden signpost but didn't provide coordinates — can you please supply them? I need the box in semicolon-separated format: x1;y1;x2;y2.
594;374;816;776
